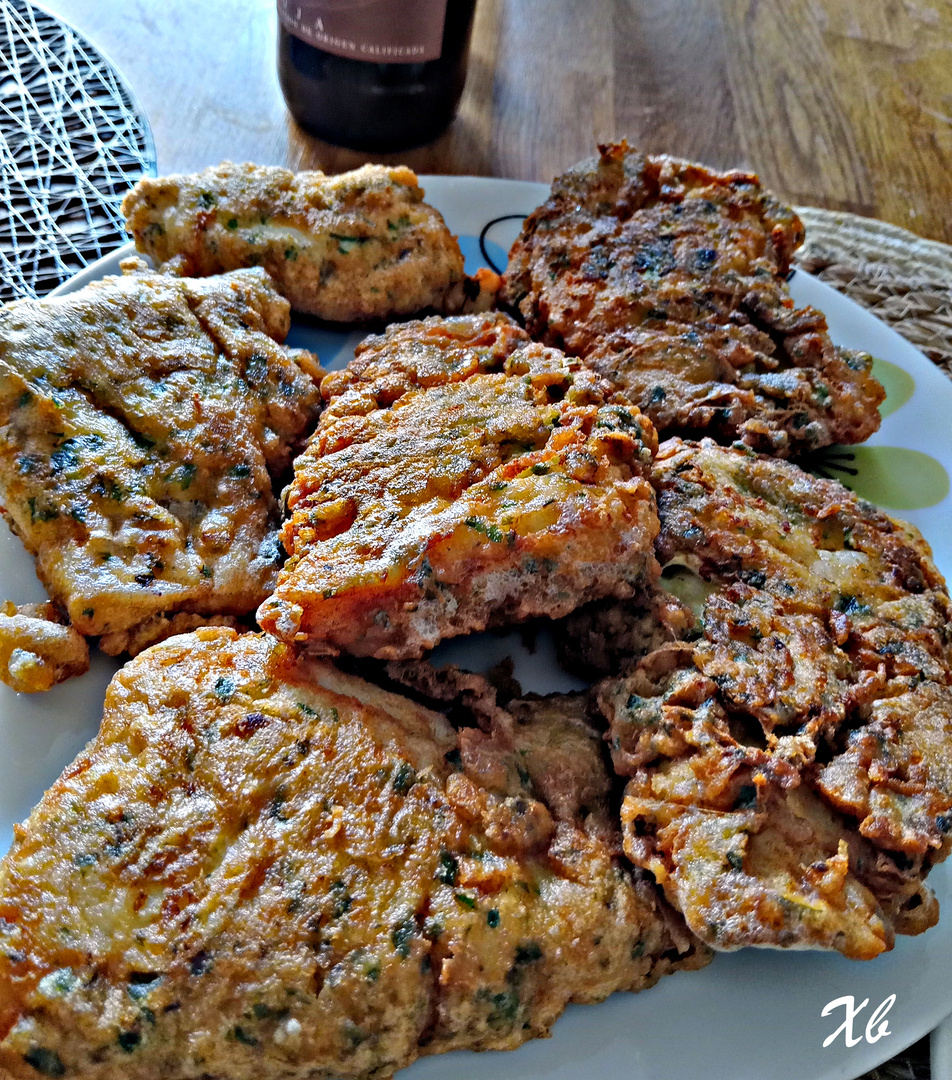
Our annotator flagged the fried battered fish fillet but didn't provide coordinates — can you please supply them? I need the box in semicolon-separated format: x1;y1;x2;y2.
257;312;660;659
0;262;322;656
591;439;952;959
0;628;706;1080
382;657;707;948
0;602;89;693
503;142;884;456
122;162;494;322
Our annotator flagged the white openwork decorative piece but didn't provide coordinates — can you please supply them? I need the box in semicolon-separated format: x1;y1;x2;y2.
0;0;156;302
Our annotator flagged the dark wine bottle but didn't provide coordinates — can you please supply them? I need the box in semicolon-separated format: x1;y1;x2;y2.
277;0;477;153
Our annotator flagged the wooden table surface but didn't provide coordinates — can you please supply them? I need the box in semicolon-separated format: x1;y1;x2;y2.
36;0;952;245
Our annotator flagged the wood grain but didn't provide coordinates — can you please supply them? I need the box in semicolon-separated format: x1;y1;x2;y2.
37;0;952;242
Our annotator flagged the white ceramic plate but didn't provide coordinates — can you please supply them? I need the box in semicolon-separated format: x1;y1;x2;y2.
2;176;952;1080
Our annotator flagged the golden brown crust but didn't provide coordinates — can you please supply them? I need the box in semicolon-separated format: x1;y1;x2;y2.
122;162;468;322
0;602;89;693
258;313;661;658
97;612;246;657
0;263;322;649
0;629;706;1080
381;661;713;962
594;439;952;958
502;142;884;455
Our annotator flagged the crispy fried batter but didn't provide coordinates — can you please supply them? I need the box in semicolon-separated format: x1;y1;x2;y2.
0;602;88;693
555;584;700;679
384;657;518;731
0;628;705;1080
502;142;884;456
501;693;622;848
383;660;710;956
594;439;952;958
396;667;626;848
0;261;322;653
122;162;477;322
98;612;245;657
257;313;660;659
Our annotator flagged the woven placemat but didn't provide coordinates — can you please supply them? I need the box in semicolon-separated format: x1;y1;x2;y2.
794;206;952;381
795;207;952;1080
862;1036;931;1080
0;0;156;302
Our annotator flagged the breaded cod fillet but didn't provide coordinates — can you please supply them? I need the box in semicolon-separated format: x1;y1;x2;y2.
502;142;884;456
0;628;706;1080
122;162;491;322
0;261;322;657
257;312;660;658
593;439;952;959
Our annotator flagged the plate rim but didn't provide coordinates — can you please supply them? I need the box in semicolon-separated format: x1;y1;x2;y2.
16;172;952;1080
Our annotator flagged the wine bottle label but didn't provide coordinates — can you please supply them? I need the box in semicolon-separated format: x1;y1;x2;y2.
278;0;449;63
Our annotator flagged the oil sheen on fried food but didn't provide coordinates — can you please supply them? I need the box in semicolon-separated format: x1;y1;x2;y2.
277;0;477;152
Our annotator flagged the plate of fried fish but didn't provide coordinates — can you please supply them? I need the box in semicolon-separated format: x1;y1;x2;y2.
0;144;951;1080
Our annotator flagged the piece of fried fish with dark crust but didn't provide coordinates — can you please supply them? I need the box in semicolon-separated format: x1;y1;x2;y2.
592;438;952;959
383;659;707;948
0;628;707;1080
380;657;712;965
556;584;701;681
123;162;497;322
257;312;660;659
0;261;322;661
502;142;884;456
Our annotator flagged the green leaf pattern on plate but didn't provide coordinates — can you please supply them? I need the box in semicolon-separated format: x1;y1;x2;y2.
843;446;950;510
809;356;949;511
871;358;915;419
